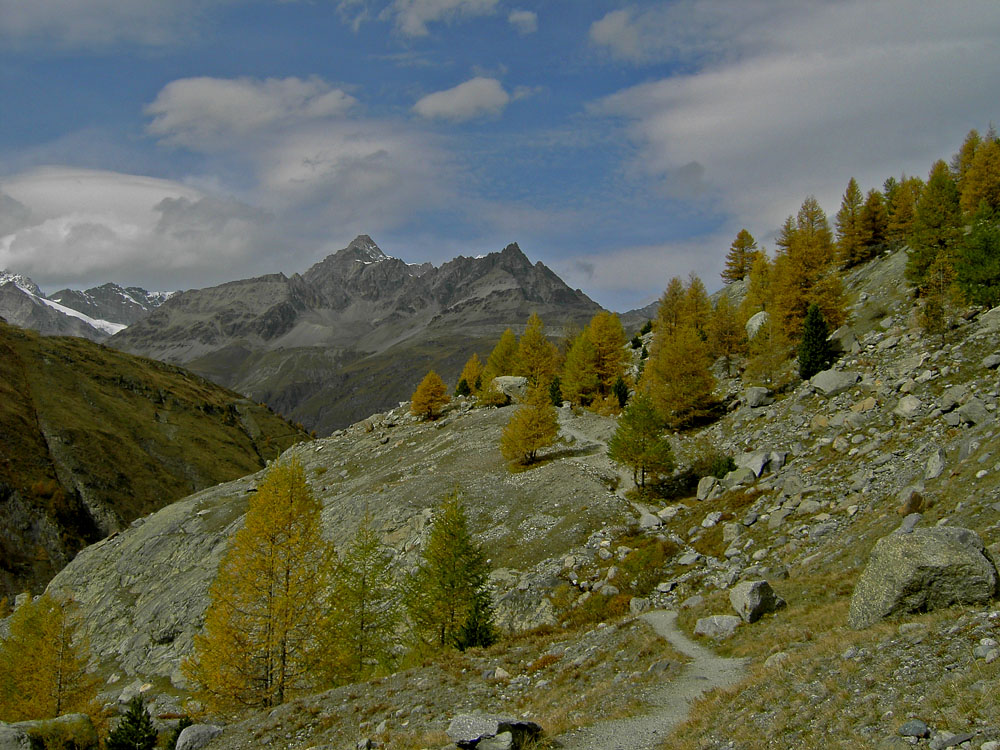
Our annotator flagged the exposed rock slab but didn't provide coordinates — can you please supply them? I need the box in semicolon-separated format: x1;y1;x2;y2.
729;580;786;623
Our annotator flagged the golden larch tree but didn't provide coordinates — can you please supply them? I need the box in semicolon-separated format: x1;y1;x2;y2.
560;330;600;405
655;276;686;336
500;385;560;466
410;370;450;420
183;458;335;712
836;177;866;268
456;353;485;396
482;328;519;383
721;229;758;283
641;323;716;429
586;311;627;394
0;592;99;722
515;313;560;386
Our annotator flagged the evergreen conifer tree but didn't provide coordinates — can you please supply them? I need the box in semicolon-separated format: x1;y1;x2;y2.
797;304;833;380
955;206;1000;307
612;376;629;409
607;392;674;489
404;493;494;650
106;696;158;750
325;514;400;683
456;353;485;396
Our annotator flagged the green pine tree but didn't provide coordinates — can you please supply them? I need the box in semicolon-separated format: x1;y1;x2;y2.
607;392;674;489
797;303;833;380
106;696;158;750
404;493;494;650
955;206;1000;307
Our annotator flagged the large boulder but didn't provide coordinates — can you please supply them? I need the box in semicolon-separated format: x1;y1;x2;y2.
729;580;786;623
175;724;224;750
694;614;742;639
744;386;773;408
848;526;1000;629
734;451;770;478
0;714;98;750
447;714;542;750
745;311;769;340
829;325;859;354
490;376;528;402
810;369;860;397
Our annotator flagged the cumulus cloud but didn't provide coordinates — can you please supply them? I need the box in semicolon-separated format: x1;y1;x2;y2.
0;0;220;47
591;0;1000;234
145;76;357;151
413;77;510;121
0;168;273;290
508;9;537;34
335;0;498;36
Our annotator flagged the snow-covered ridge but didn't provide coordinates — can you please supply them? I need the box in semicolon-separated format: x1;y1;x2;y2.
0;269;42;296
1;270;127;335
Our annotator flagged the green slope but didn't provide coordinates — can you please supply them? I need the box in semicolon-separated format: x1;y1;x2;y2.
0;321;308;598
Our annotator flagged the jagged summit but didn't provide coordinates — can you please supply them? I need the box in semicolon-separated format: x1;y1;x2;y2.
113;236;601;433
0;269;42;296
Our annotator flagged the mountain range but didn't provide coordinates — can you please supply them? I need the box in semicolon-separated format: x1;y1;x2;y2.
110;236;603;433
0;271;172;340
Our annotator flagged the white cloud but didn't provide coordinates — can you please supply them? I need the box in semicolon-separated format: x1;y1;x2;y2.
508;9;537;34
591;0;1000;235
0;168;270;290
145;76;357;151
390;0;499;36
413;77;510;121
0;0;220;47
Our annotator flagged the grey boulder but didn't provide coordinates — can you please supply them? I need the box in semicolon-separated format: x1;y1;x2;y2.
811;369;860;397
729;580;787;623
744;386;773;408
0;714;98;750
490;376;529;402
848;526;1000;629
175;724;224;750
694;614;742;639
447;714;542;749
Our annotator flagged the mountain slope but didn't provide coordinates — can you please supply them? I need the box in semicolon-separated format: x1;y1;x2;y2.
112;236;602;433
48;283;173;326
0;320;308;599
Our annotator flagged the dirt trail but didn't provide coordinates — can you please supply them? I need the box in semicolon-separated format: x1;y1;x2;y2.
553;610;748;750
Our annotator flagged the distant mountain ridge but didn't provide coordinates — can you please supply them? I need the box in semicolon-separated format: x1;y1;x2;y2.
113;236;603;433
0;270;173;340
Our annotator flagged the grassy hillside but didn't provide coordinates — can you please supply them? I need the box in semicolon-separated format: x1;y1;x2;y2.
0;321;308;599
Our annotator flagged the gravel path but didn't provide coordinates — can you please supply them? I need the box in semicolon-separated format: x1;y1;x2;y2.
553;610;748;750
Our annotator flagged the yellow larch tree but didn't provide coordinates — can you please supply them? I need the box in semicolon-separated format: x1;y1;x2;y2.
183;458;335;712
559;330;600;405
0;592;99;722
641;322;716;430
515;313;560;387
682;274;712;337
655;276;686;336
455;353;485;396
410;370;450;420
721;229;758;283
500;385;560;466
586;310;627;394
482;328;519;383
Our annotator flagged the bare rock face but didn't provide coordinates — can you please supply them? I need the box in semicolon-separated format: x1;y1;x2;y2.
848;526;1000;629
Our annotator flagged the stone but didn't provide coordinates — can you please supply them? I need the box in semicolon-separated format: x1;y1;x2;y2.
176;724;224;750
446;715;542;750
763;651;790;669
925;448;947;480
768;508;793;530
745;310;769;340
898;719;930;738
629;597;651;615
479;731;514;750
744;386;773;408
680;594;704;610
769;450;788;472
811;369;860;397
677;552;701;566
702;511;723;528
729;580;787;623
939;384;968;412
639;512;661;529
696;475;719;501
848;526;1000;629
977;305;1000;332
929;732;975;749
734;450;770;477
723;466;757;488
851;396;877;413
694;615;741;639
829;325;859;354
0;715;99;750
896;513;922;535
983;353;1000;369
958;397;991;425
894;395;923;419
490;376;529;402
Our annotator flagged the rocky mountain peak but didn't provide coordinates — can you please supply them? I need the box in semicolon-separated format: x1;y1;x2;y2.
0;269;42;296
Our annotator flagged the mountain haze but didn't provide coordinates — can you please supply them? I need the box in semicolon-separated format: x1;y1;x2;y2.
112;236;602;433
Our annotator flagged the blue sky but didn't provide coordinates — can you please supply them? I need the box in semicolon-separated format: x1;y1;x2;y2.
1;0;999;311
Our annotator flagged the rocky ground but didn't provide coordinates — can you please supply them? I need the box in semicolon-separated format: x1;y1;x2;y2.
14;246;1000;749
